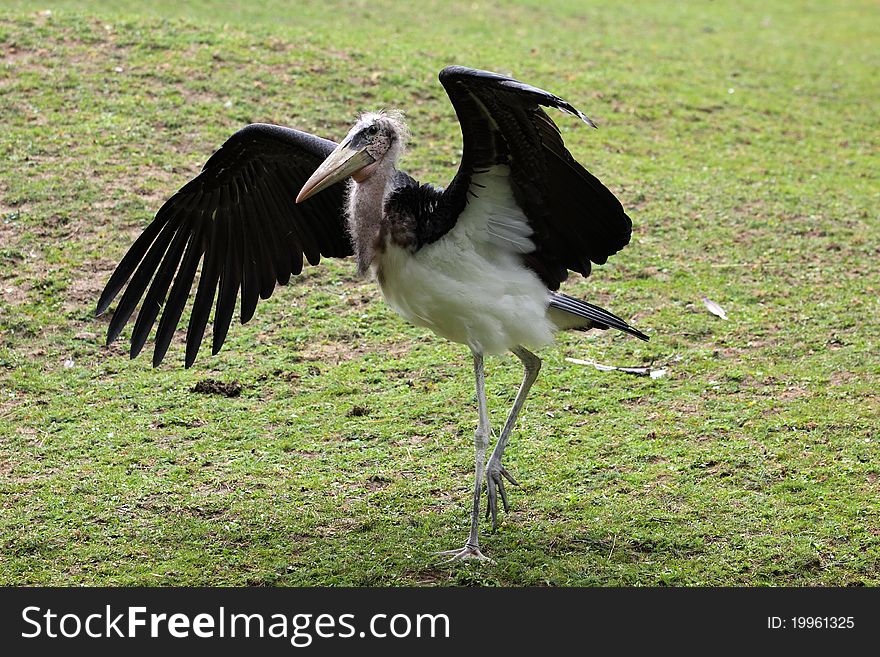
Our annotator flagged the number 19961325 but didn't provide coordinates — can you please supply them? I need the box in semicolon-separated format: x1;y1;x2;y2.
768;617;854;630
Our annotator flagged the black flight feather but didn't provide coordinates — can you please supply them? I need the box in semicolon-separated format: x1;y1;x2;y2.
96;124;353;366
437;65;633;290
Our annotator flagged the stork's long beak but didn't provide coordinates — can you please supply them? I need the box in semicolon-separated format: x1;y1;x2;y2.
296;142;375;203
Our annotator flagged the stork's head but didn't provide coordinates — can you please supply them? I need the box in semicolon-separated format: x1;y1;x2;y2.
296;110;408;203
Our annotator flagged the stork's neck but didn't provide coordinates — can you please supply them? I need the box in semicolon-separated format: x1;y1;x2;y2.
347;166;395;276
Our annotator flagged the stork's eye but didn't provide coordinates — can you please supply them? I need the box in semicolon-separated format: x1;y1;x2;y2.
366;125;379;136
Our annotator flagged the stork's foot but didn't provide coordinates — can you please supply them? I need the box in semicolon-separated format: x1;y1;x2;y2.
435;544;493;563
485;457;519;530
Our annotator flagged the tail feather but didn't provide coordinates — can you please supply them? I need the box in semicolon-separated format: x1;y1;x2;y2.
548;292;648;341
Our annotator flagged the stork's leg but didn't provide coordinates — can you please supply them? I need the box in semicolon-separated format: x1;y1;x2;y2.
485;345;541;530
436;350;492;562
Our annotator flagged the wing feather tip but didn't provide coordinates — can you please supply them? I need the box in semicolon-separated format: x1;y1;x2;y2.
95;298;110;318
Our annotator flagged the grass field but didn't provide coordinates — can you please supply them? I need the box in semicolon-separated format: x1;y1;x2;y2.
1;0;877;586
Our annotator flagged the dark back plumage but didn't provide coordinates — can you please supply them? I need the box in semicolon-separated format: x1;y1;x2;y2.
384;174;451;250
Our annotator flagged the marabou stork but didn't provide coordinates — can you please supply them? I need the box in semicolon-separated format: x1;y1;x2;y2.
96;66;648;561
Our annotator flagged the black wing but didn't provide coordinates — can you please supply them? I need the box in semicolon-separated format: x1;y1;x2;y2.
96;123;352;368
437;66;632;289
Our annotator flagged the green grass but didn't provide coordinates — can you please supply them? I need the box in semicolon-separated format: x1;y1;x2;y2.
1;0;878;586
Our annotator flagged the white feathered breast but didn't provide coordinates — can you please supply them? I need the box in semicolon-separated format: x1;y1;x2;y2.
373;166;556;354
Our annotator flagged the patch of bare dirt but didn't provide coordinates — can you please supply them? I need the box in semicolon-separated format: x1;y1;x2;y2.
828;370;858;387
314;517;359;538
365;474;392;491
778;385;810;401
298;339;410;365
191;379;243;398
191;481;235;499
64;269;106;314
0;394;24;419
0;282;28;307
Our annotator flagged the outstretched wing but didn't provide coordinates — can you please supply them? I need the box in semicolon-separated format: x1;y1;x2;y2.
438;66;632;289
96;123;353;368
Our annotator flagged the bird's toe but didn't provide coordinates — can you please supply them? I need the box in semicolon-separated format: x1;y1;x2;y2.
485;461;518;529
435;545;493;563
